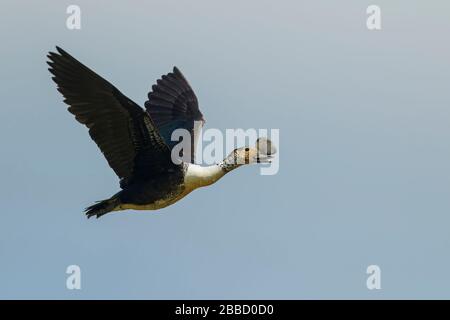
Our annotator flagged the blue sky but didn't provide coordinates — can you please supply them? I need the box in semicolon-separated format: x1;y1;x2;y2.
1;0;450;299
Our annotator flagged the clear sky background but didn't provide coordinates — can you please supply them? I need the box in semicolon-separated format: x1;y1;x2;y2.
1;0;450;299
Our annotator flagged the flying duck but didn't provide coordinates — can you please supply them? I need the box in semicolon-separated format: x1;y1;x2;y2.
47;47;276;218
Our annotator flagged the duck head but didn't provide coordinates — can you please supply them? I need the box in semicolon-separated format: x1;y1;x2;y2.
220;138;277;172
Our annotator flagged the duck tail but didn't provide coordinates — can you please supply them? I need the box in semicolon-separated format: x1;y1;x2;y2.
84;195;120;219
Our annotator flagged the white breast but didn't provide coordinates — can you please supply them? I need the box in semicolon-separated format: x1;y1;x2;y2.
184;164;225;191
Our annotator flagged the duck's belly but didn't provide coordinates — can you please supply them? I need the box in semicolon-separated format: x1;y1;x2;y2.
116;187;193;211
114;163;215;212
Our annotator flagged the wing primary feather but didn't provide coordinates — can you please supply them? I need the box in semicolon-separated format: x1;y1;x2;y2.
48;47;175;186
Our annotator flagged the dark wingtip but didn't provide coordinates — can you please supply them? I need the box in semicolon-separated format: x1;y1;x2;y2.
46;52;57;63
173;66;189;82
55;46;65;54
47;46;64;57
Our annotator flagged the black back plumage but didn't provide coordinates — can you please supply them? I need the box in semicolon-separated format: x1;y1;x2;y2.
47;47;179;188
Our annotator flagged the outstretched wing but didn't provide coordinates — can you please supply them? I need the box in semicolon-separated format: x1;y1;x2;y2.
145;67;204;163
47;47;175;187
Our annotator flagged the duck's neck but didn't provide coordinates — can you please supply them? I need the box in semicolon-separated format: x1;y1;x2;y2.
184;156;243;190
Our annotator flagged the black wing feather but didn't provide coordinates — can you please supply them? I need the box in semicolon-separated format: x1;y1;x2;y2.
48;46;175;187
145;67;204;163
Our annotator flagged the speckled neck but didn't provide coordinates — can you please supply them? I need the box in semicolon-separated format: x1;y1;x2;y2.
219;151;244;173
